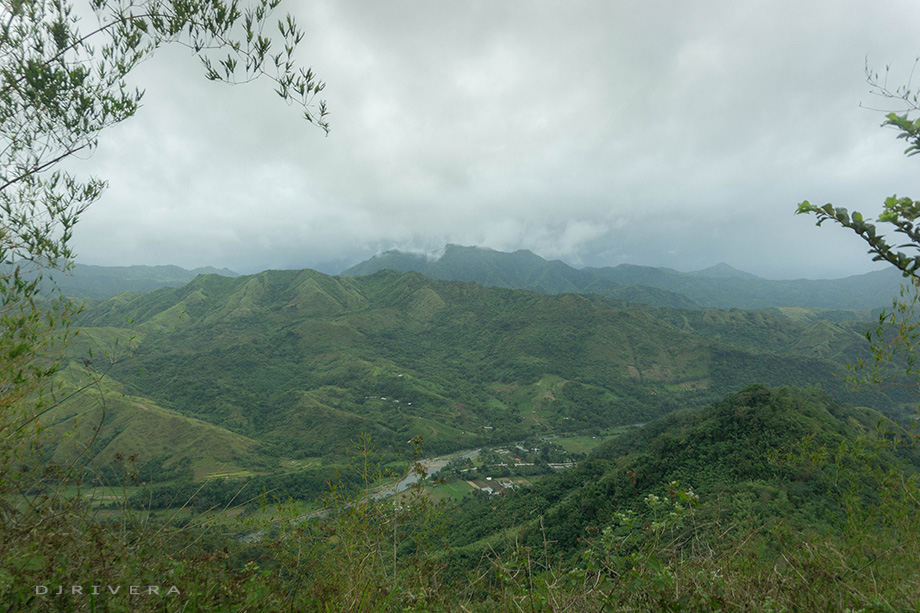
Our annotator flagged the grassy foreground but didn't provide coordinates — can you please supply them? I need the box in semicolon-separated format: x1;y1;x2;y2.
3;387;920;611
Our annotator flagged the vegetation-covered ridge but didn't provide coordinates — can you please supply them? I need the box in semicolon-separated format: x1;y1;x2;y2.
3;2;920;605
51;263;240;299
61;267;898;485
447;385;908;555
435;385;920;610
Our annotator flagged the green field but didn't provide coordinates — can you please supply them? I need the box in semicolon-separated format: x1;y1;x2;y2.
427;479;475;501
552;426;636;454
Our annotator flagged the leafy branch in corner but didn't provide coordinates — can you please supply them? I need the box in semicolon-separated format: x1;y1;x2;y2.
797;60;920;278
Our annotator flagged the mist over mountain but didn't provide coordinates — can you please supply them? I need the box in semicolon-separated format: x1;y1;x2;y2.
341;245;904;310
341;245;698;309
47;245;902;311
46;263;240;299
587;262;903;310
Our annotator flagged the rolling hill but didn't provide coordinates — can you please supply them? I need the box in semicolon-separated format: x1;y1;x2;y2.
587;262;904;310
45;363;265;482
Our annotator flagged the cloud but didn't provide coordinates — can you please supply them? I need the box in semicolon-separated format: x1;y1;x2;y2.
67;0;920;279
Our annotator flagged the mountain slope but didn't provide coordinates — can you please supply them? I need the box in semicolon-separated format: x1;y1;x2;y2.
448;385;914;555
46;363;262;481
71;268;895;469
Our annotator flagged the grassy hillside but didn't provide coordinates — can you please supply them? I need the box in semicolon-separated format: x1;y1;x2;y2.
44;363;264;482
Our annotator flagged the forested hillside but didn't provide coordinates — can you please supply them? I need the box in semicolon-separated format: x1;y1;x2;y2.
449;385;903;555
11;268;920;610
437;386;920;610
59;267;901;486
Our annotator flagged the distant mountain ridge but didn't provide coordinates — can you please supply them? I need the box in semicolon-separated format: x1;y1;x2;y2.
48;263;240;299
342;245;903;310
341;245;700;309
587;262;902;310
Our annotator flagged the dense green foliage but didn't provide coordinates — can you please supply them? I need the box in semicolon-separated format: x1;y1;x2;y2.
447;386;891;553
9;384;920;610
9;257;915;609
436;386;920;610
0;1;327;610
59;267;901;481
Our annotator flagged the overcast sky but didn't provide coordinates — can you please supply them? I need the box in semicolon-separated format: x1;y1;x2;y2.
69;0;920;279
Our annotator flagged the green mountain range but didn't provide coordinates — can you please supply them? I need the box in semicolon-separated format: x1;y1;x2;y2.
586;262;903;310
24;262;920;610
341;244;903;310
60;266;903;488
341;245;700;309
